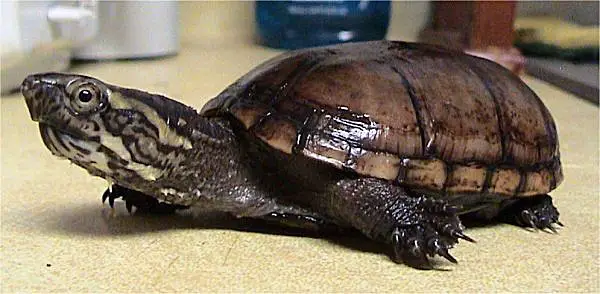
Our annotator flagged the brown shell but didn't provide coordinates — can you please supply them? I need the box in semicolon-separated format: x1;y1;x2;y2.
201;41;562;197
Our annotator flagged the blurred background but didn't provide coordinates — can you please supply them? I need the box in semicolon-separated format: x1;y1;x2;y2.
1;1;598;103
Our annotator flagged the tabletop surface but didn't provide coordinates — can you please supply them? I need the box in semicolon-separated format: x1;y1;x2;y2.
2;38;599;293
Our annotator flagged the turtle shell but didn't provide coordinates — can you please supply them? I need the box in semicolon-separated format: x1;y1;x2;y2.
201;41;562;197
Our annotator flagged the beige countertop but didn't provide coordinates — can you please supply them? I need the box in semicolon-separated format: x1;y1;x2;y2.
2;6;599;292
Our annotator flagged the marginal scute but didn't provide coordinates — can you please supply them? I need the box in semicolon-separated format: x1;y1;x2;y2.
303;133;348;168
487;168;521;195
230;102;269;129
445;164;487;193
253;115;298;154
397;158;446;191
553;160;564;188
522;167;554;196
352;151;401;180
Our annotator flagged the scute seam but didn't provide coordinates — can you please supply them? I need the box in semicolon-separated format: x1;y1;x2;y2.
391;66;427;156
481;166;495;193
442;162;455;192
516;169;528;196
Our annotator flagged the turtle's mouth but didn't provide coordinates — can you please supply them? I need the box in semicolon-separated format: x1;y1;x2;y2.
38;123;97;160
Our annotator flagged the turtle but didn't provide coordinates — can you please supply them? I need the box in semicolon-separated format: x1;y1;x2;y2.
21;41;562;269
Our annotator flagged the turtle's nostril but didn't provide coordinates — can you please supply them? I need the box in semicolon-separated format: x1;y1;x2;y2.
21;75;43;121
21;75;41;98
21;76;34;92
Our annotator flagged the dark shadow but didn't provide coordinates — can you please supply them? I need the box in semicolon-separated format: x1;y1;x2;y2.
40;201;469;270
459;216;501;228
39;201;332;237
41;201;385;251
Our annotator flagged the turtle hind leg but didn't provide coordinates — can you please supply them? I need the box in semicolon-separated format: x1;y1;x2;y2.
102;185;188;214
317;178;474;269
497;194;562;232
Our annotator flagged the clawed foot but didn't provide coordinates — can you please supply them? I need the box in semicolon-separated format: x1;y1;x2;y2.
510;195;562;233
389;197;474;270
102;185;188;214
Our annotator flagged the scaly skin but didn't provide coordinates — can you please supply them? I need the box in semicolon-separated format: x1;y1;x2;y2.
22;73;560;269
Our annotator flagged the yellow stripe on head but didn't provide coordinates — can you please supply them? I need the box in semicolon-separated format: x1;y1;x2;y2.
109;91;193;150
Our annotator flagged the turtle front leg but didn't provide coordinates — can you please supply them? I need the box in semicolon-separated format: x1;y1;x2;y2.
102;184;189;214
497;194;562;232
318;178;474;269
104;185;338;232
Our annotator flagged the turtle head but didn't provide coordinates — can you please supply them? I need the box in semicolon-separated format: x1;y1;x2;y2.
22;73;109;139
21;72;197;188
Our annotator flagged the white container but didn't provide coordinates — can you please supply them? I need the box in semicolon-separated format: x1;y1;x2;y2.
0;1;179;94
1;0;85;94
73;1;179;60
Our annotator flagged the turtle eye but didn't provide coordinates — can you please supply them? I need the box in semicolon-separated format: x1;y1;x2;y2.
68;82;104;114
78;89;94;103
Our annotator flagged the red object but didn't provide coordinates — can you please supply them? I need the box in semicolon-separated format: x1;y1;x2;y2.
431;1;517;49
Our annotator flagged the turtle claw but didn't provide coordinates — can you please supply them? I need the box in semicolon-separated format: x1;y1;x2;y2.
391;225;459;269
391;230;433;270
102;190;109;203
452;231;476;243
507;195;562;233
437;247;458;264
519;209;563;234
102;187;119;208
101;185;187;215
125;202;134;214
388;196;469;269
430;237;457;263
520;210;538;230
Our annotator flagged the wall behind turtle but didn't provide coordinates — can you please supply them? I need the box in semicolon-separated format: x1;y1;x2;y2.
180;1;256;48
386;1;432;42
179;1;432;48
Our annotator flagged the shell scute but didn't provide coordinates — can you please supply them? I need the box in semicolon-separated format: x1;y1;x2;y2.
291;59;423;158
487;168;521;195
390;53;503;164
352;152;401;180
201;41;562;197
522;168;554;196
229;102;268;129
303;132;348;168
445;164;487;193
252;114;298;154
467;57;558;165
397;159;447;191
